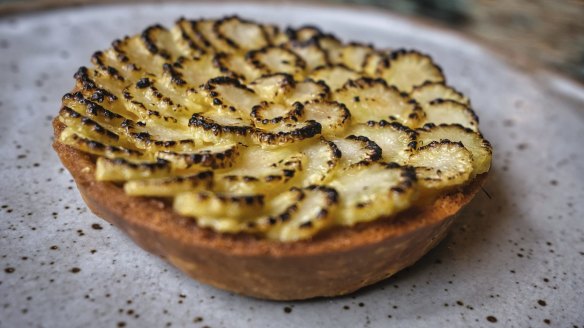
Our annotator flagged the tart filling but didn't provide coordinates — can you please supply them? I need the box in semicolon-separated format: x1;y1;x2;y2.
57;16;491;241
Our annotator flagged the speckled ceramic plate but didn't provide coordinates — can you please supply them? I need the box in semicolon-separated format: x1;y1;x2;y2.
1;2;583;327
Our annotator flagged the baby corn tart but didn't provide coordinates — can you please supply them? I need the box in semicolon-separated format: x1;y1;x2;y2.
53;16;491;300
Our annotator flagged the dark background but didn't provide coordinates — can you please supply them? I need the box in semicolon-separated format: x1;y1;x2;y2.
1;0;583;82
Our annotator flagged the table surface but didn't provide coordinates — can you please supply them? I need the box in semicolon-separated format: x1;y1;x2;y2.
1;2;583;328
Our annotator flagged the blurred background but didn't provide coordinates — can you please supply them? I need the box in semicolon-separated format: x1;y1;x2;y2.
1;0;583;82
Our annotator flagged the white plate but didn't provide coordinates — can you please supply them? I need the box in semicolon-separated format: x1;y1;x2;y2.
1;2;583;327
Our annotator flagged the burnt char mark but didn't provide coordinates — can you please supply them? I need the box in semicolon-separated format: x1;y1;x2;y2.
381;49;445;77
175;17;207;54
214;15;271;51
367;120;418;147
60;107;119;141
253;72;296;89
131;132;151;142
208;191;264;206
204;76;254;92
64;92;124;121
109;157;170;171
253;120;322;145
212;53;233;75
212;16;240;50
250;101;304;125
346;135;383;162
246;45;307;72
159;145;237;169
69;133;143;157
401;165;417;183
322;138;342;160
429;98;480;124
381;163;417;189
305;99;351;124
73;66;117;102
162;63;187;85
305;185;339;204
189;19;213;48
136;78;152;89
140;24;170;59
341;76;388;90
299;221;313;229
189;113;253;136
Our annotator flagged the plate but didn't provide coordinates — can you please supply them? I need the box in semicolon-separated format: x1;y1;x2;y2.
1;2;583;327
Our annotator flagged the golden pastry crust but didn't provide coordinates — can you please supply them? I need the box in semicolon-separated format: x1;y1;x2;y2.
53;119;487;300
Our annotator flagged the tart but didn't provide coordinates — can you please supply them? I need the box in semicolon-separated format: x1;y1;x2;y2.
52;16;492;300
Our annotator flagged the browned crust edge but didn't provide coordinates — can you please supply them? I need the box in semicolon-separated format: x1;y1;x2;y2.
52;119;488;300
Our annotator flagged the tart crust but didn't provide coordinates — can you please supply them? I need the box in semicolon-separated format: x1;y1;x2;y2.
53;119;487;300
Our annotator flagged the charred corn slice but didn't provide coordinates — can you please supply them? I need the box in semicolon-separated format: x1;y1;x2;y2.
333;43;374;72
252;120;322;146
310;64;360;91
215;16;270;52
265;186;339;242
334;78;424;127
124;171;213;196
216;146;304;194
410;81;470;106
284;40;329;71
175;191;264;220
423;99;479;131
59;107;124;146
140;24;184;61
96;157;171;181
157;143;240;171
407;141;473;189
347;121;417;164
172;54;223;88
284;79;331;105
287;25;323;42
189;112;254;144
298;138;340;186
331;135;382;168
362;49;391;76
249;73;295;102
377;50;445;92
302;100;351;137
171;18;207;57
247;46;306;78
250;101;304;126
201;76;260;117
59;128;146;160
213;52;262;82
263;24;288;45
330;163;417;225
62;92;130;127
191;19;235;53
416;124;492;175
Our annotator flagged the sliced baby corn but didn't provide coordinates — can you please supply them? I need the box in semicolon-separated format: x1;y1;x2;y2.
334;78;424;127
310;64;360;91
410;81;470;106
331;135;382;168
377;49;445;92
422;99;479;131
407;141;473;189
95;157;171;181
346;121;417;164
265;186;339;242
330;163;417;225
416;124;492;175
157;143;241;171
124;171;214;196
